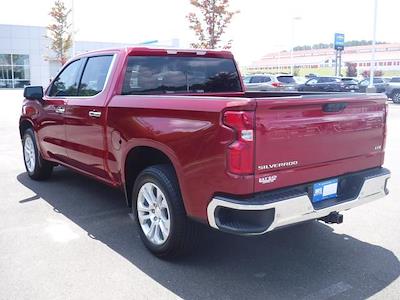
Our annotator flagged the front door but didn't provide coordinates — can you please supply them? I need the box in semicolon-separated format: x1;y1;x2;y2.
38;59;83;163
64;55;114;180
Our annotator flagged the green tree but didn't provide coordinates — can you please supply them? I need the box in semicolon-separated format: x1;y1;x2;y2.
187;0;239;49
47;0;72;65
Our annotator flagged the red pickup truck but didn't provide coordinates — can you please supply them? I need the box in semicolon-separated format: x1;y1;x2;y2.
20;47;390;258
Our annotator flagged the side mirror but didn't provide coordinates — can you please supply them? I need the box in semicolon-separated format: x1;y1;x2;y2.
24;86;44;101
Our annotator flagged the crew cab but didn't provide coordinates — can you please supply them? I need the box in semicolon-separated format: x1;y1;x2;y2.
20;47;390;258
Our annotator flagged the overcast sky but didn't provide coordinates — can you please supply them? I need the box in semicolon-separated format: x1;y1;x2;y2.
1;0;399;65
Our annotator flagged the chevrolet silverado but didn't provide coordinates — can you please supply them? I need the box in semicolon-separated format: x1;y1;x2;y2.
20;47;391;258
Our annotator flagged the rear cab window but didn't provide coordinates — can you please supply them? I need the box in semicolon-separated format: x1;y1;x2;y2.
122;56;241;95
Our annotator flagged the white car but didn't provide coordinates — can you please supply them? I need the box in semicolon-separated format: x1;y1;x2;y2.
243;74;298;91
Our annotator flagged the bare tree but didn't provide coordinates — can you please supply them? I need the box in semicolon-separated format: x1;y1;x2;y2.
47;0;72;65
187;0;239;49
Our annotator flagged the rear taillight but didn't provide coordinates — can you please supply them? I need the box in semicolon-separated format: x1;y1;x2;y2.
383;103;388;150
223;111;255;175
271;82;282;88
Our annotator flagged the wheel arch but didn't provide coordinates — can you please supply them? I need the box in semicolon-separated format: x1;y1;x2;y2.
122;145;185;211
19;118;34;139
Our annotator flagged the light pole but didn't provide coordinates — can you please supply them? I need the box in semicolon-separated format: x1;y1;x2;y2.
71;0;76;56
368;0;378;92
273;44;285;73
290;16;302;75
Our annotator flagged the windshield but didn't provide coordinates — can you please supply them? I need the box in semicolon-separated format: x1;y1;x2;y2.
242;76;251;84
122;56;241;95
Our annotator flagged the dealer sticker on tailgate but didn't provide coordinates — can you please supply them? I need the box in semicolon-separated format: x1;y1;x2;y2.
312;178;338;202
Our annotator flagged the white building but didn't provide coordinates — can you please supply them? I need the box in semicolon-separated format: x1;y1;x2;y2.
0;24;179;88
245;43;400;76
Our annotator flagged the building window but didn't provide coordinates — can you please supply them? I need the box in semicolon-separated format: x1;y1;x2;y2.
0;54;30;88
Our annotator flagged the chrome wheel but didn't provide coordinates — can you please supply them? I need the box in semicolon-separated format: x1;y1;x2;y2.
393;92;400;103
24;135;35;173
137;182;171;245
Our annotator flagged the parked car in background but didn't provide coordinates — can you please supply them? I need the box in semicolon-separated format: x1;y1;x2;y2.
358;77;390;93
298;76;359;92
294;76;307;84
243;74;297;91
385;77;400;103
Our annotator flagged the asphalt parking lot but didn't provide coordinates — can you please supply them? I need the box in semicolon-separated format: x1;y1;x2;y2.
0;90;399;300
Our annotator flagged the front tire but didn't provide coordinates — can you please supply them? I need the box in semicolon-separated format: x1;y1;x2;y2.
22;128;53;180
132;164;198;258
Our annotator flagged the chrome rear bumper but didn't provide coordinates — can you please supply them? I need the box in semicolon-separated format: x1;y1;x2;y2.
207;168;390;235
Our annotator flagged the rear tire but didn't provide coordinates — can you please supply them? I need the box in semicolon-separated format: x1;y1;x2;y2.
392;91;400;104
132;164;198;259
22;128;53;180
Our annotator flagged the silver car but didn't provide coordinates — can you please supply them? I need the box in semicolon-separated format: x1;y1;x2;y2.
385;77;400;103
243;74;298;91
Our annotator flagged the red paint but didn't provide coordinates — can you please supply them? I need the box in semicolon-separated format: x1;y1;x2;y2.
20;47;388;222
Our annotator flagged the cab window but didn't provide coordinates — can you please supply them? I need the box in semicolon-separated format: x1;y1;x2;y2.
49;59;82;96
78;56;113;96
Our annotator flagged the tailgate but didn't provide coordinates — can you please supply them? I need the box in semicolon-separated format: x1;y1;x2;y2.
254;94;387;192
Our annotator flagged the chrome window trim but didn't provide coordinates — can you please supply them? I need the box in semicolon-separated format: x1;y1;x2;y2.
46;53;117;100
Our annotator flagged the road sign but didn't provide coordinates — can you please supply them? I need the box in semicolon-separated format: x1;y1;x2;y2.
334;33;345;50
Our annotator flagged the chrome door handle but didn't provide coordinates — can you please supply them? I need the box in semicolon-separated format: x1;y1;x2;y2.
88;111;102;118
55;106;65;114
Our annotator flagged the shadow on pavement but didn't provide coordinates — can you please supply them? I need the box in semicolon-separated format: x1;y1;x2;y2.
17;168;400;299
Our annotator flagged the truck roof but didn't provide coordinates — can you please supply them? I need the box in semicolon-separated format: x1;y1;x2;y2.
74;46;234;59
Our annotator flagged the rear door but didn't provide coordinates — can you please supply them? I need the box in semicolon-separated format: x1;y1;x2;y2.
64;55;114;180
253;94;387;192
